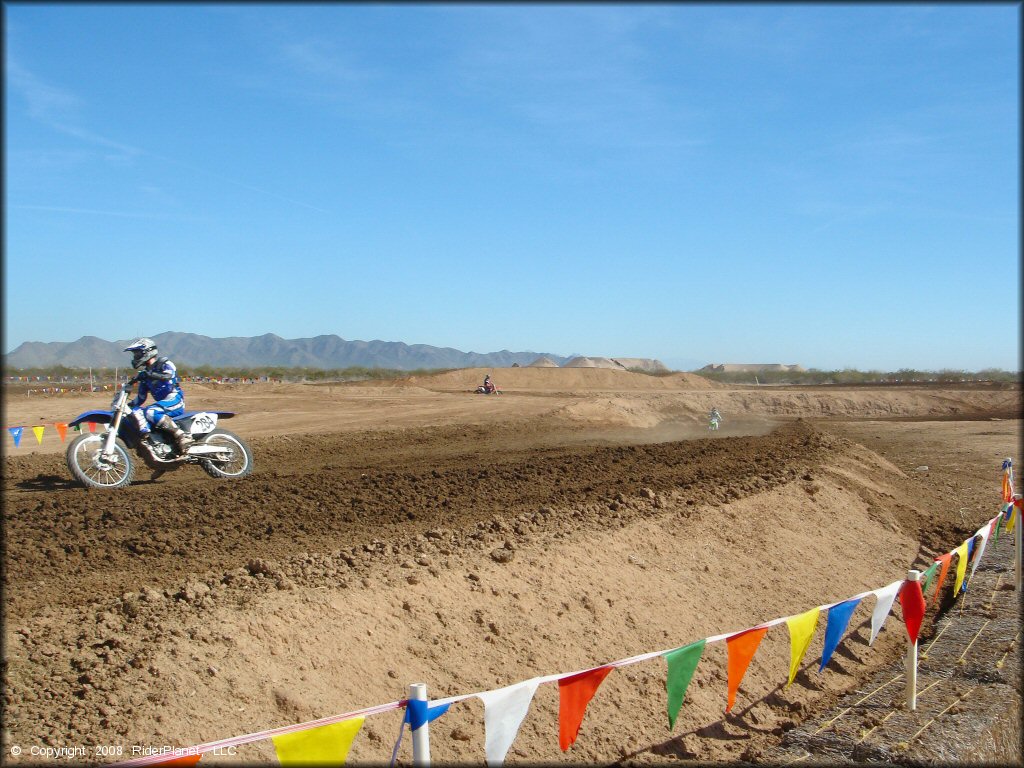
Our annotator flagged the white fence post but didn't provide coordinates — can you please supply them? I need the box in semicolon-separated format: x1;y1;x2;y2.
409;682;430;767
904;569;921;710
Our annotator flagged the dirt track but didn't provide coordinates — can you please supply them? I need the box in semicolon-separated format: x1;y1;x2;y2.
4;419;834;622
2;371;1021;764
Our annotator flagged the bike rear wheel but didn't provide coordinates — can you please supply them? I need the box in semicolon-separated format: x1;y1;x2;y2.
198;429;254;479
66;433;135;489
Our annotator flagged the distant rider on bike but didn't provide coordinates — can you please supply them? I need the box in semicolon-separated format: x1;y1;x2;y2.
483;374;496;394
709;407;722;430
123;338;193;452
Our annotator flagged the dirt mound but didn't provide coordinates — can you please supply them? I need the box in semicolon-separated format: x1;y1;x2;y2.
402;366;720;392
527;356;559;367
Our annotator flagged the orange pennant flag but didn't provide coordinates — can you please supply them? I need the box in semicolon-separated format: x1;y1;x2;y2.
558;665;614;750
725;626;769;713
1002;471;1013;503
931;553;953;601
157;753;201;766
88;422;97;432
55;422;68;442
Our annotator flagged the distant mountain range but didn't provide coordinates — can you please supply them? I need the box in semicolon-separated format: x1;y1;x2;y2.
3;332;575;371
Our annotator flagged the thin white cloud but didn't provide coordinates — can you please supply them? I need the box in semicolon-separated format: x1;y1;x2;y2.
5;57;81;120
12;204;198;220
278;38;370;85
7;54;329;215
450;7;706;152
7;55;141;158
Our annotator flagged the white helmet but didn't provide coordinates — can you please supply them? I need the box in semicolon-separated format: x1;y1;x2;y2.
124;337;158;369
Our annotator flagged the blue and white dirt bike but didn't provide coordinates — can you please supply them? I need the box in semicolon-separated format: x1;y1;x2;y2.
65;376;254;489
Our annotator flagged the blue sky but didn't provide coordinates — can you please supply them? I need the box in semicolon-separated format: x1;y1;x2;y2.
4;3;1019;371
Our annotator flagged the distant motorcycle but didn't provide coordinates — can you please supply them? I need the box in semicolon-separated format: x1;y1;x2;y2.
474;385;502;395
65;376;253;489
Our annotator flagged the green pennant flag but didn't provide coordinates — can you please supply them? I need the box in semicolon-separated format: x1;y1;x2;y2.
665;638;706;730
920;560;941;596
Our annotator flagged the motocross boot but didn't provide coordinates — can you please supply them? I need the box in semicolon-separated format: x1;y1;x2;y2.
137;432;159;462
156;415;194;452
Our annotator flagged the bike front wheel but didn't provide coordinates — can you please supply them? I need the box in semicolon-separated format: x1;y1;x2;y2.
66;433;135;489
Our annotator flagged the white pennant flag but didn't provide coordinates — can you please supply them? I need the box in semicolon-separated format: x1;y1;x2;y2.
477;677;543;766
968;520;995;585
869;581;902;645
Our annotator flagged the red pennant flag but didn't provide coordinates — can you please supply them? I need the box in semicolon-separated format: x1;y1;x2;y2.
899;579;927;644
88;422;97;432
726;626;769;713
558;665;614;750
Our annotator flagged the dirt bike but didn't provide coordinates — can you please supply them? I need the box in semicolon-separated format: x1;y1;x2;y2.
65;376;254;489
474;386;502;395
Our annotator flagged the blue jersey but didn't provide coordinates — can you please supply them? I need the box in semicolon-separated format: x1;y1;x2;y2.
131;357;184;406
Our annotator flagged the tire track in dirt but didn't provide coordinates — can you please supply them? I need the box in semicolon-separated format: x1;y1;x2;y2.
3;421;834;622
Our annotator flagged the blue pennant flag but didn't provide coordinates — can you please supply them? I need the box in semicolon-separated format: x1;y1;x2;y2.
405;699;451;731
819;598;861;672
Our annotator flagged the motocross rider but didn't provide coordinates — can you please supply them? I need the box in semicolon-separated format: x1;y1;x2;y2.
483;374;495;394
123;338;193;452
710;406;722;423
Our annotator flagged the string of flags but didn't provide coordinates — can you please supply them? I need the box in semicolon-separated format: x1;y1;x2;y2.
6;421;100;447
97;459;1022;767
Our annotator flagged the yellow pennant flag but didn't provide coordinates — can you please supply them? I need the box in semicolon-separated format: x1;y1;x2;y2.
1008;503;1018;535
32;426;45;444
271;716;365;766
785;607;820;687
952;541;970;596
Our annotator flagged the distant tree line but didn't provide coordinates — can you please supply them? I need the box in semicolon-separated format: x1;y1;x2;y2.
4;364;455;383
4;364;1019;386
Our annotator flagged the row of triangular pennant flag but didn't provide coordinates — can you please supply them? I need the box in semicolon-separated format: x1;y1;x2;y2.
116;464;1020;768
6;421;99;447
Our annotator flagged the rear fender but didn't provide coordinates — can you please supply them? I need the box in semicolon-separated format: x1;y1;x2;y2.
178;412;219;435
175;411;234;435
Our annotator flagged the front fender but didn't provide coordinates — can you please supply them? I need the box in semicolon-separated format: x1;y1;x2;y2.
68;410;115;428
